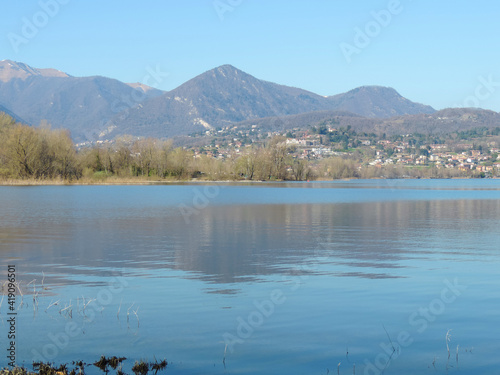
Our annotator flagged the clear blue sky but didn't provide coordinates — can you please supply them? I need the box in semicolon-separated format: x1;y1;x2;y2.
2;0;500;111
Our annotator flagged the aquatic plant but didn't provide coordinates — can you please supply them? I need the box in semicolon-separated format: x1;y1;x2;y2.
27;280;39;314
81;296;95;316
0;367;36;375
223;344;227;367
3;356;169;375
71;361;86;373
117;298;122;319
59;300;73;318
126;303;140;327
93;356;126;372
32;362;68;375
93;356;109;372
108;357;126;370
131;361;149;375
150;359;167;375
45;300;60;312
446;329;452;358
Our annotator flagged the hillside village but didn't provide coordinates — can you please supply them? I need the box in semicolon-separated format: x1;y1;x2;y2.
184;122;500;176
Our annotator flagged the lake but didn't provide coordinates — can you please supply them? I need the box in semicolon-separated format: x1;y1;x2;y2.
0;180;499;375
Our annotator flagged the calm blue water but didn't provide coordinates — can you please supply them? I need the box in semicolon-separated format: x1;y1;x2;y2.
0;180;499;375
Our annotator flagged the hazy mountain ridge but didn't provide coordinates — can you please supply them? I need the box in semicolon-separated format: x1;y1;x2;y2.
327;86;435;118
0;59;69;82
375;108;500;134
108;64;337;138
2;60;498;143
107;64;436;139
0;60;164;140
125;82;164;97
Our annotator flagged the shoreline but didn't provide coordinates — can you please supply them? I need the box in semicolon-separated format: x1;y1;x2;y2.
0;176;498;186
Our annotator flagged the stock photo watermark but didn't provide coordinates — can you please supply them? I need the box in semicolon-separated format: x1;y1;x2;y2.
178;184;224;224
340;0;408;64
452;74;500;108
99;63;169;137
8;0;71;54
222;289;287;354
363;277;466;375
6;265;17;367
222;266;310;355
213;0;243;21
111;64;169;114
30;276;129;362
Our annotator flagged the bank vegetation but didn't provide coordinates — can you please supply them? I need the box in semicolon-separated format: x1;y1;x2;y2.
0;114;490;184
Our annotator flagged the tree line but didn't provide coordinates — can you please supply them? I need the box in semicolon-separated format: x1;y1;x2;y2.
0;114;79;180
0;114;320;181
0;113;491;182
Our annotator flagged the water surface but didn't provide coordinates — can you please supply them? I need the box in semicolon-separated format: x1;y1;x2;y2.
0;180;499;374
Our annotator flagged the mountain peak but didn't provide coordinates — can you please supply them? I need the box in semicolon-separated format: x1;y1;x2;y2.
208;64;246;79
328;85;434;118
187;64;249;82
345;85;400;96
171;64;254;93
214;64;240;72
0;60;69;82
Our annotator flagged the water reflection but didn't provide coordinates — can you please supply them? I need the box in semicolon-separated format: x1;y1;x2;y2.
1;188;499;286
0;184;499;375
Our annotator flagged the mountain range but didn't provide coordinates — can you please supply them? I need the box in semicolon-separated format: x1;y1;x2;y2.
0;60;164;141
0;60;498;142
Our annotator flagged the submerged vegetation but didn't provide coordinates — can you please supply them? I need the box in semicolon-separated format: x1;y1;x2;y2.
0;113;496;184
93;356;127;372
0;329;472;375
0;357;167;375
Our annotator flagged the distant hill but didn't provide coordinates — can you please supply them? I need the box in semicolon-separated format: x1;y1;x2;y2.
232;110;367;132
0;60;164;141
108;64;336;138
107;65;435;139
0;59;69;82
327;86;435;118
231;107;500;136
374;108;500;134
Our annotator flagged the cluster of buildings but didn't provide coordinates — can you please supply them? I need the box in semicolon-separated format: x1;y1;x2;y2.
80;123;499;176
368;141;500;172
193;126;500;175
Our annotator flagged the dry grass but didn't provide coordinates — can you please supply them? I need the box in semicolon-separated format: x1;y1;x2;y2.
2;175;497;186
0;369;37;375
0;178;69;186
0;176;184;186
